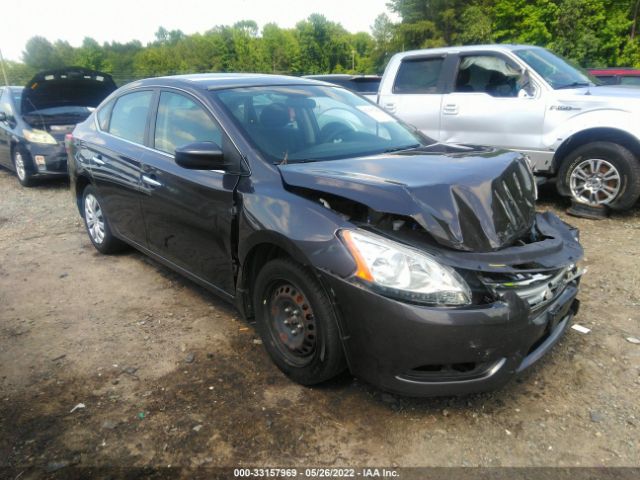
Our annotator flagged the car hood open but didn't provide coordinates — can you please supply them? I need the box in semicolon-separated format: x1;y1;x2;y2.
279;145;537;252
21;67;117;115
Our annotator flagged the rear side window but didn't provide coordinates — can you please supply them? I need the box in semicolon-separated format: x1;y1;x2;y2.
108;91;153;144
393;57;444;94
154;91;222;154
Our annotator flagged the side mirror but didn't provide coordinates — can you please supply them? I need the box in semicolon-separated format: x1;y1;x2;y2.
518;70;536;98
175;141;226;170
0;112;7;122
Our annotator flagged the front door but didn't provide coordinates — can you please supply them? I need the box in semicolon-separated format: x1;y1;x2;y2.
141;90;239;295
439;53;546;156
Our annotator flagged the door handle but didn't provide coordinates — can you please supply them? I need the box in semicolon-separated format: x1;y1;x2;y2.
142;174;162;188
443;103;459;115
383;102;396;113
92;154;105;165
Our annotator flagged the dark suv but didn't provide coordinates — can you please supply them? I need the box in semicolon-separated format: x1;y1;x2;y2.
67;73;584;396
0;68;116;186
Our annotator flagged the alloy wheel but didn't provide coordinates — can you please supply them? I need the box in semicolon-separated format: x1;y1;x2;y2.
84;193;106;244
569;158;621;206
14;152;26;181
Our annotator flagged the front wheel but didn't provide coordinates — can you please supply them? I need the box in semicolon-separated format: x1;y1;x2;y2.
557;141;640;210
82;185;126;254
253;258;346;385
13;148;35;187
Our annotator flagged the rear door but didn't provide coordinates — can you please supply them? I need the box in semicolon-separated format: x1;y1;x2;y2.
89;89;155;245
378;55;448;140
140;89;240;295
439;52;546;153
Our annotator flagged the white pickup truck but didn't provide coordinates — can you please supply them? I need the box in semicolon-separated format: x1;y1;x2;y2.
377;44;640;210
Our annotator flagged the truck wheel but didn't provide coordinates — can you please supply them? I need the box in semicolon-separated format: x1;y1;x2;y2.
82;185;126;254
13;148;35;187
557;141;640;210
253;258;346;385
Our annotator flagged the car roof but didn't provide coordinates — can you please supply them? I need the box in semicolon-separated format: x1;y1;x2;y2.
394;44;541;58
131;73;328;91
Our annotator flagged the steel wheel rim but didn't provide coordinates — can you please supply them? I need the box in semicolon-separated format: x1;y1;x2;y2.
14;152;26;180
266;281;317;367
569;158;621;206
84;194;106;244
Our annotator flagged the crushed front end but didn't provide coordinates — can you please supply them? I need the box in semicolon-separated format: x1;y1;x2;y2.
280;148;584;396
322;211;583;396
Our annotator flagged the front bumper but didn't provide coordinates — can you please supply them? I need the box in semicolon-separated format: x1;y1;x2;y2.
24;141;68;176
323;272;580;397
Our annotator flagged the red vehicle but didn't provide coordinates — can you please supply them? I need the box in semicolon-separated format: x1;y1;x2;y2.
588;68;640;86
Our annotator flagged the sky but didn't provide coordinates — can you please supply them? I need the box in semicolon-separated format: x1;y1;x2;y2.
1;0;398;62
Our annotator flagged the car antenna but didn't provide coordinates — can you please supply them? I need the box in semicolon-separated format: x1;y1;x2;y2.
0;48;10;86
280;151;288;165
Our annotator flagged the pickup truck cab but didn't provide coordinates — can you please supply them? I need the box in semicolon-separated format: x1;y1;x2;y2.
379;45;640;210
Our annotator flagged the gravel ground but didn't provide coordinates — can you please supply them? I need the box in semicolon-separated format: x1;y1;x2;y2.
0;168;639;477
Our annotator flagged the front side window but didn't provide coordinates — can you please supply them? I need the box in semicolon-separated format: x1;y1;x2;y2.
454;55;522;97
108;91;153;144
0;88;15;117
393;57;444;94
213;85;429;164
154;91;222;154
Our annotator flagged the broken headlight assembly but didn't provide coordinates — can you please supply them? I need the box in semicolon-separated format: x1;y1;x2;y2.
340;229;471;306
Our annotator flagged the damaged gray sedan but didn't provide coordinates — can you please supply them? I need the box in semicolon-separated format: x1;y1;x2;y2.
67;74;584;396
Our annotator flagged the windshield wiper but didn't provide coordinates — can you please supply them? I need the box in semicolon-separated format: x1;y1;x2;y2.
555;81;591;90
384;143;421;153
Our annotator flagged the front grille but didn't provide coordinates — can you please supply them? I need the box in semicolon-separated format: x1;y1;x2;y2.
480;264;581;311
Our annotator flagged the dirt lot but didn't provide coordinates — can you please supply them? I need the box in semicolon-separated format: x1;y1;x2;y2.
0;167;639;476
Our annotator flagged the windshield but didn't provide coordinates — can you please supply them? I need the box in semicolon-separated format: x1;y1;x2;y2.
514;48;599;89
212;85;428;164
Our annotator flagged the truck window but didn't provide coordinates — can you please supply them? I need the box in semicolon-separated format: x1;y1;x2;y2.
393;57;444;94
454;55;522;97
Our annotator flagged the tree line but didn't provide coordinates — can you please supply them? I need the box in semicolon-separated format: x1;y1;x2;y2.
3;0;640;86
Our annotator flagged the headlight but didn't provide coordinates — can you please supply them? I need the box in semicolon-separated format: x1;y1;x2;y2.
340;229;471;306
23;129;57;145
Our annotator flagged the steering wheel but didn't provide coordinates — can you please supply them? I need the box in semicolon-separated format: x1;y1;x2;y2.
320;122;356;143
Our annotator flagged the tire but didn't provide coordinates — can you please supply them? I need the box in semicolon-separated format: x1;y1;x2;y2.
557;141;640;210
12;148;35;187
81;185;126;254
253;258;346;385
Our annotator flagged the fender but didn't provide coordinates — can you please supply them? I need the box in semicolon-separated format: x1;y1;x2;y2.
545;108;640;150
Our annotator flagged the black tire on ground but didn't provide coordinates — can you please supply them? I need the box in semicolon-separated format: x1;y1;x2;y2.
253;257;346;385
12;147;35;187
81;185;126;254
557;141;640;211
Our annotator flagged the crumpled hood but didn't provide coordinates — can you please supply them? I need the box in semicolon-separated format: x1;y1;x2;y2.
279;145;537;252
21;67;117;115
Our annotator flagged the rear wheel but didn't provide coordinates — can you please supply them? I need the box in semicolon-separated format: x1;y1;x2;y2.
13;148;34;187
557;141;640;210
82;185;126;254
253;258;346;385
